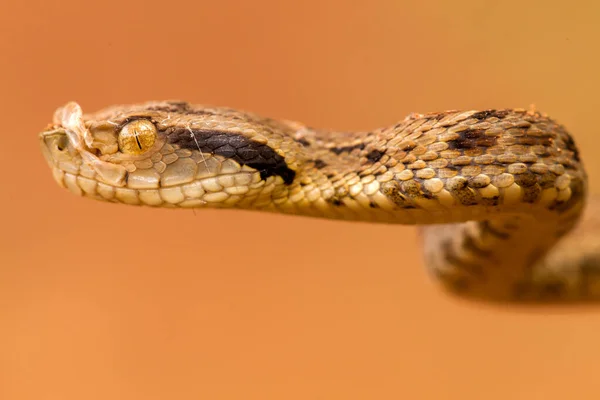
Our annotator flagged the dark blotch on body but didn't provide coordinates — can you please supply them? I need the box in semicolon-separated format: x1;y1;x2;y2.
446;128;497;150
381;181;413;208
515;173;542;203
313;159;327;169
366;149;385;163
329;143;365;155
446;177;478;205
514;172;538;188
470;110;509;120
538;173;557;189
166;128;296;184
296;138;310;147
515;136;553;147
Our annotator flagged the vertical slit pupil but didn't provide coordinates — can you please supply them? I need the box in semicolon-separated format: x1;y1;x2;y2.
134;132;143;150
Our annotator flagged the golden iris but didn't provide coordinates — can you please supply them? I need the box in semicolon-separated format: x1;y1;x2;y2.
118;119;157;155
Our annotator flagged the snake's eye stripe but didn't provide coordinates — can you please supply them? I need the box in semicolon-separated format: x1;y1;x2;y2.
166;128;296;184
118;119;157;155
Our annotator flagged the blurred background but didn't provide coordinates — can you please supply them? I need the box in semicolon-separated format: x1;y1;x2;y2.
2;0;600;399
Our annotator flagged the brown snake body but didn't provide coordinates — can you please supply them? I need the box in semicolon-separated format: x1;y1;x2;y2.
40;101;600;303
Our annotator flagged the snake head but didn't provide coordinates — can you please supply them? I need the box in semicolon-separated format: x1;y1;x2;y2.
40;101;299;208
40;102;129;193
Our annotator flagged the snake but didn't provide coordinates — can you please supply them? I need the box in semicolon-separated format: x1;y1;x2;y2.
39;100;600;303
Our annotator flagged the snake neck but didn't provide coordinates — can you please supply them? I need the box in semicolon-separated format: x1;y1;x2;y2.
259;109;586;227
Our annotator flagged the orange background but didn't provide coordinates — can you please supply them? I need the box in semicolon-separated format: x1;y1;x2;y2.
2;1;600;399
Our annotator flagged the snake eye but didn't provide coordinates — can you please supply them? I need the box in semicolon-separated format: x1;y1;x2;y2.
118;119;157;155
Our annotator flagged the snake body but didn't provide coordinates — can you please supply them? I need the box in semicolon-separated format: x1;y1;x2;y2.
40;101;599;302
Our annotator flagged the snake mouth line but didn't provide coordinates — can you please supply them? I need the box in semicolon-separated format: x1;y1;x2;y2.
50;165;277;208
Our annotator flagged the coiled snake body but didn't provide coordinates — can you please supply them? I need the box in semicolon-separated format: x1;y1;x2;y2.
40;101;600;303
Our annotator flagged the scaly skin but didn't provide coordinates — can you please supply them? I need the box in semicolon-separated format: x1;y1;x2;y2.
40;101;598;303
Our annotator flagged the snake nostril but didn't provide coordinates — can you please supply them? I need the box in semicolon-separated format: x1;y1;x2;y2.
56;135;68;151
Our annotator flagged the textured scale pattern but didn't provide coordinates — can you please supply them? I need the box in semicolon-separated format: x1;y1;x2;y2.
39;101;599;303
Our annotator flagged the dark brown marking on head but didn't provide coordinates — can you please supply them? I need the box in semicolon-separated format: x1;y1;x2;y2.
146;101;191;113
446;128;497;150
428;113;446;121
369;201;378;208
147;103;248;120
329;143;366;155
183;109;226;118
166;128;296;184
330;198;343;206
366;149;385;163
313;159;327;169
470;110;509;120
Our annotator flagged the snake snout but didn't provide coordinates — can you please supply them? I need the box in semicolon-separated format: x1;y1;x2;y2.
39;129;75;167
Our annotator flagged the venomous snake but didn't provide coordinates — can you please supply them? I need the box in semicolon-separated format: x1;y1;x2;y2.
39;101;600;303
